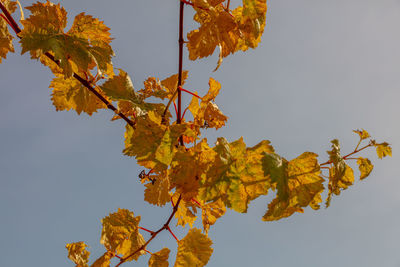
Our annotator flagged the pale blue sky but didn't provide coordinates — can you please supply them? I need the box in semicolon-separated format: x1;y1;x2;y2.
0;0;399;266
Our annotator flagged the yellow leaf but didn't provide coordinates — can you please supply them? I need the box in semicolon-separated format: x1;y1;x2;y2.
199;137;274;213
144;171;171;206
174;228;213;267
148;248;170;267
20;1;114;77
0;0;17;63
91;251;113;267
375;142;392;159
139;77;168;100
49;76;107;115
123;112;192;170
173;194;198;228
100;209;145;261
138;71;189;101
201;198;226;234
353;129;370;140
262;152;324;221
202;78;221;102
232;0;267;51
190;78;227;130
161;71;189;98
171;139;215;200
357;157;374;180
100;69;139;102
66;241;90;267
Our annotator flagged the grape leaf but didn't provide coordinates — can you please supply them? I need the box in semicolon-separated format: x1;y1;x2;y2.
174;228;213;267
201;198;226;234
353;129;370;140
65;241;90;267
144;171;171;206
187;0;267;68
20;1;114;77
148;248;170;267
91;251;113;267
50;76;108;115
232;0;267;51
0;0;17;63
123;111;193;170
170;139;216;200
262;152;324;221
100;209;145;261
138;71;189;101
189;78;227;130
374;142;392;159
187;1;239;62
325;139;355;207
173;194;198;228
199;137;274;213
357;157;373;180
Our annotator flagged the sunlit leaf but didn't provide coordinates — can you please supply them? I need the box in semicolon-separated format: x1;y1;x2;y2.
357;157;373;180
0;0;17;63
91;251;113;267
100;209;145;261
66;241;90;267
144;171;171;206
50;76;107;115
374;142;392;159
20;1;114;77
262;152;324;221
325;139;354;207
353;129;370;140
149;248;170;267
201;198;226;234
174;228;213;267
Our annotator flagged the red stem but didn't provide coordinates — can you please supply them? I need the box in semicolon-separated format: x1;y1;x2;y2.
166;225;179;242
139;226;155;235
180;87;201;99
173;101;178;119
181;107;189;119
115;195;182;266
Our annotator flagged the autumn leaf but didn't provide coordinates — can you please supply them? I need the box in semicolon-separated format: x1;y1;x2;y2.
325;139;355;207
174;228;213;267
91;251;113;267
173;194;198;228
123;112;193;170
66;241;90;267
357;157;373;180
187;0;267;68
199;137;274;213
374;142;392;159
262;152;324;221
100;209;145;261
149;248;170;267
50;75;108;115
353;129;370;140
201;198;226;234
20;1;114;77
144;171;171;206
189;78;228;130
170;139;216;200
0;0;17;63
232;0;267;51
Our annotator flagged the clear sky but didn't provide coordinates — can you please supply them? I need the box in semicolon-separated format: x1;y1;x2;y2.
0;0;399;266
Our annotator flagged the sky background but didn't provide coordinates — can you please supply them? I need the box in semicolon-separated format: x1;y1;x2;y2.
0;0;399;266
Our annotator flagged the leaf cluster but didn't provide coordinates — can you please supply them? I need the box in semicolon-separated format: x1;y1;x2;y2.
0;1;392;266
